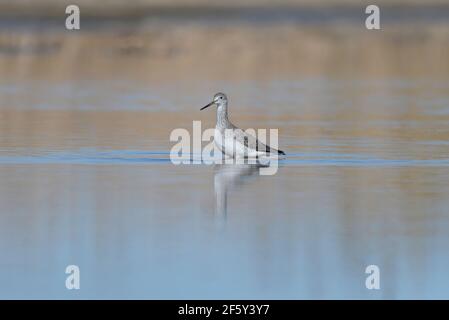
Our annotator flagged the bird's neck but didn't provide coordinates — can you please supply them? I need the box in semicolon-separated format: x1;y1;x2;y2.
216;104;230;128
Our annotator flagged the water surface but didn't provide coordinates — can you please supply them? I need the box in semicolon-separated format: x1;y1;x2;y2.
1;14;449;299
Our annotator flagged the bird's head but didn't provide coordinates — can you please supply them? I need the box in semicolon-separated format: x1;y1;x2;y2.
200;92;228;110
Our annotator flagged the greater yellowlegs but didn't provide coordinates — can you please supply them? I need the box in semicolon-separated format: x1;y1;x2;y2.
201;93;285;159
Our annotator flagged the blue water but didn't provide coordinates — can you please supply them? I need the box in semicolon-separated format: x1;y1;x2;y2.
1;150;449;167
1;151;449;299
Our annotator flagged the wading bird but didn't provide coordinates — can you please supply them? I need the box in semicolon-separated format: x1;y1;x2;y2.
201;93;285;159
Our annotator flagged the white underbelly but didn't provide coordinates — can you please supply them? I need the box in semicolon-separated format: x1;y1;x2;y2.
214;129;235;157
214;129;266;158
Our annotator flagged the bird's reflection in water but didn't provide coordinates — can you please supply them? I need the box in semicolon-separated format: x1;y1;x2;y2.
213;164;263;221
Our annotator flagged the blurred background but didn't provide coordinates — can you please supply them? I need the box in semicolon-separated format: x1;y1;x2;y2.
1;0;449;299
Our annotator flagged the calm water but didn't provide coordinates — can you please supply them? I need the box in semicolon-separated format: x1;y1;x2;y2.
1;15;449;299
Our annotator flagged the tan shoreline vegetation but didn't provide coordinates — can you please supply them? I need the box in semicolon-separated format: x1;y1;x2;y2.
1;23;448;82
1;0;449;18
1;0;449;82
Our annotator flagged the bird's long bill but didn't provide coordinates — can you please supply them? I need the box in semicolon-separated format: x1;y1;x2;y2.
200;101;214;110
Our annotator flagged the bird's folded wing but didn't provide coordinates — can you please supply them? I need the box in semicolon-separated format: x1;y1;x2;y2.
234;129;276;154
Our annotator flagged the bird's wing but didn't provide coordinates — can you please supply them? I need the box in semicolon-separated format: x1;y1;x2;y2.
233;127;284;155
